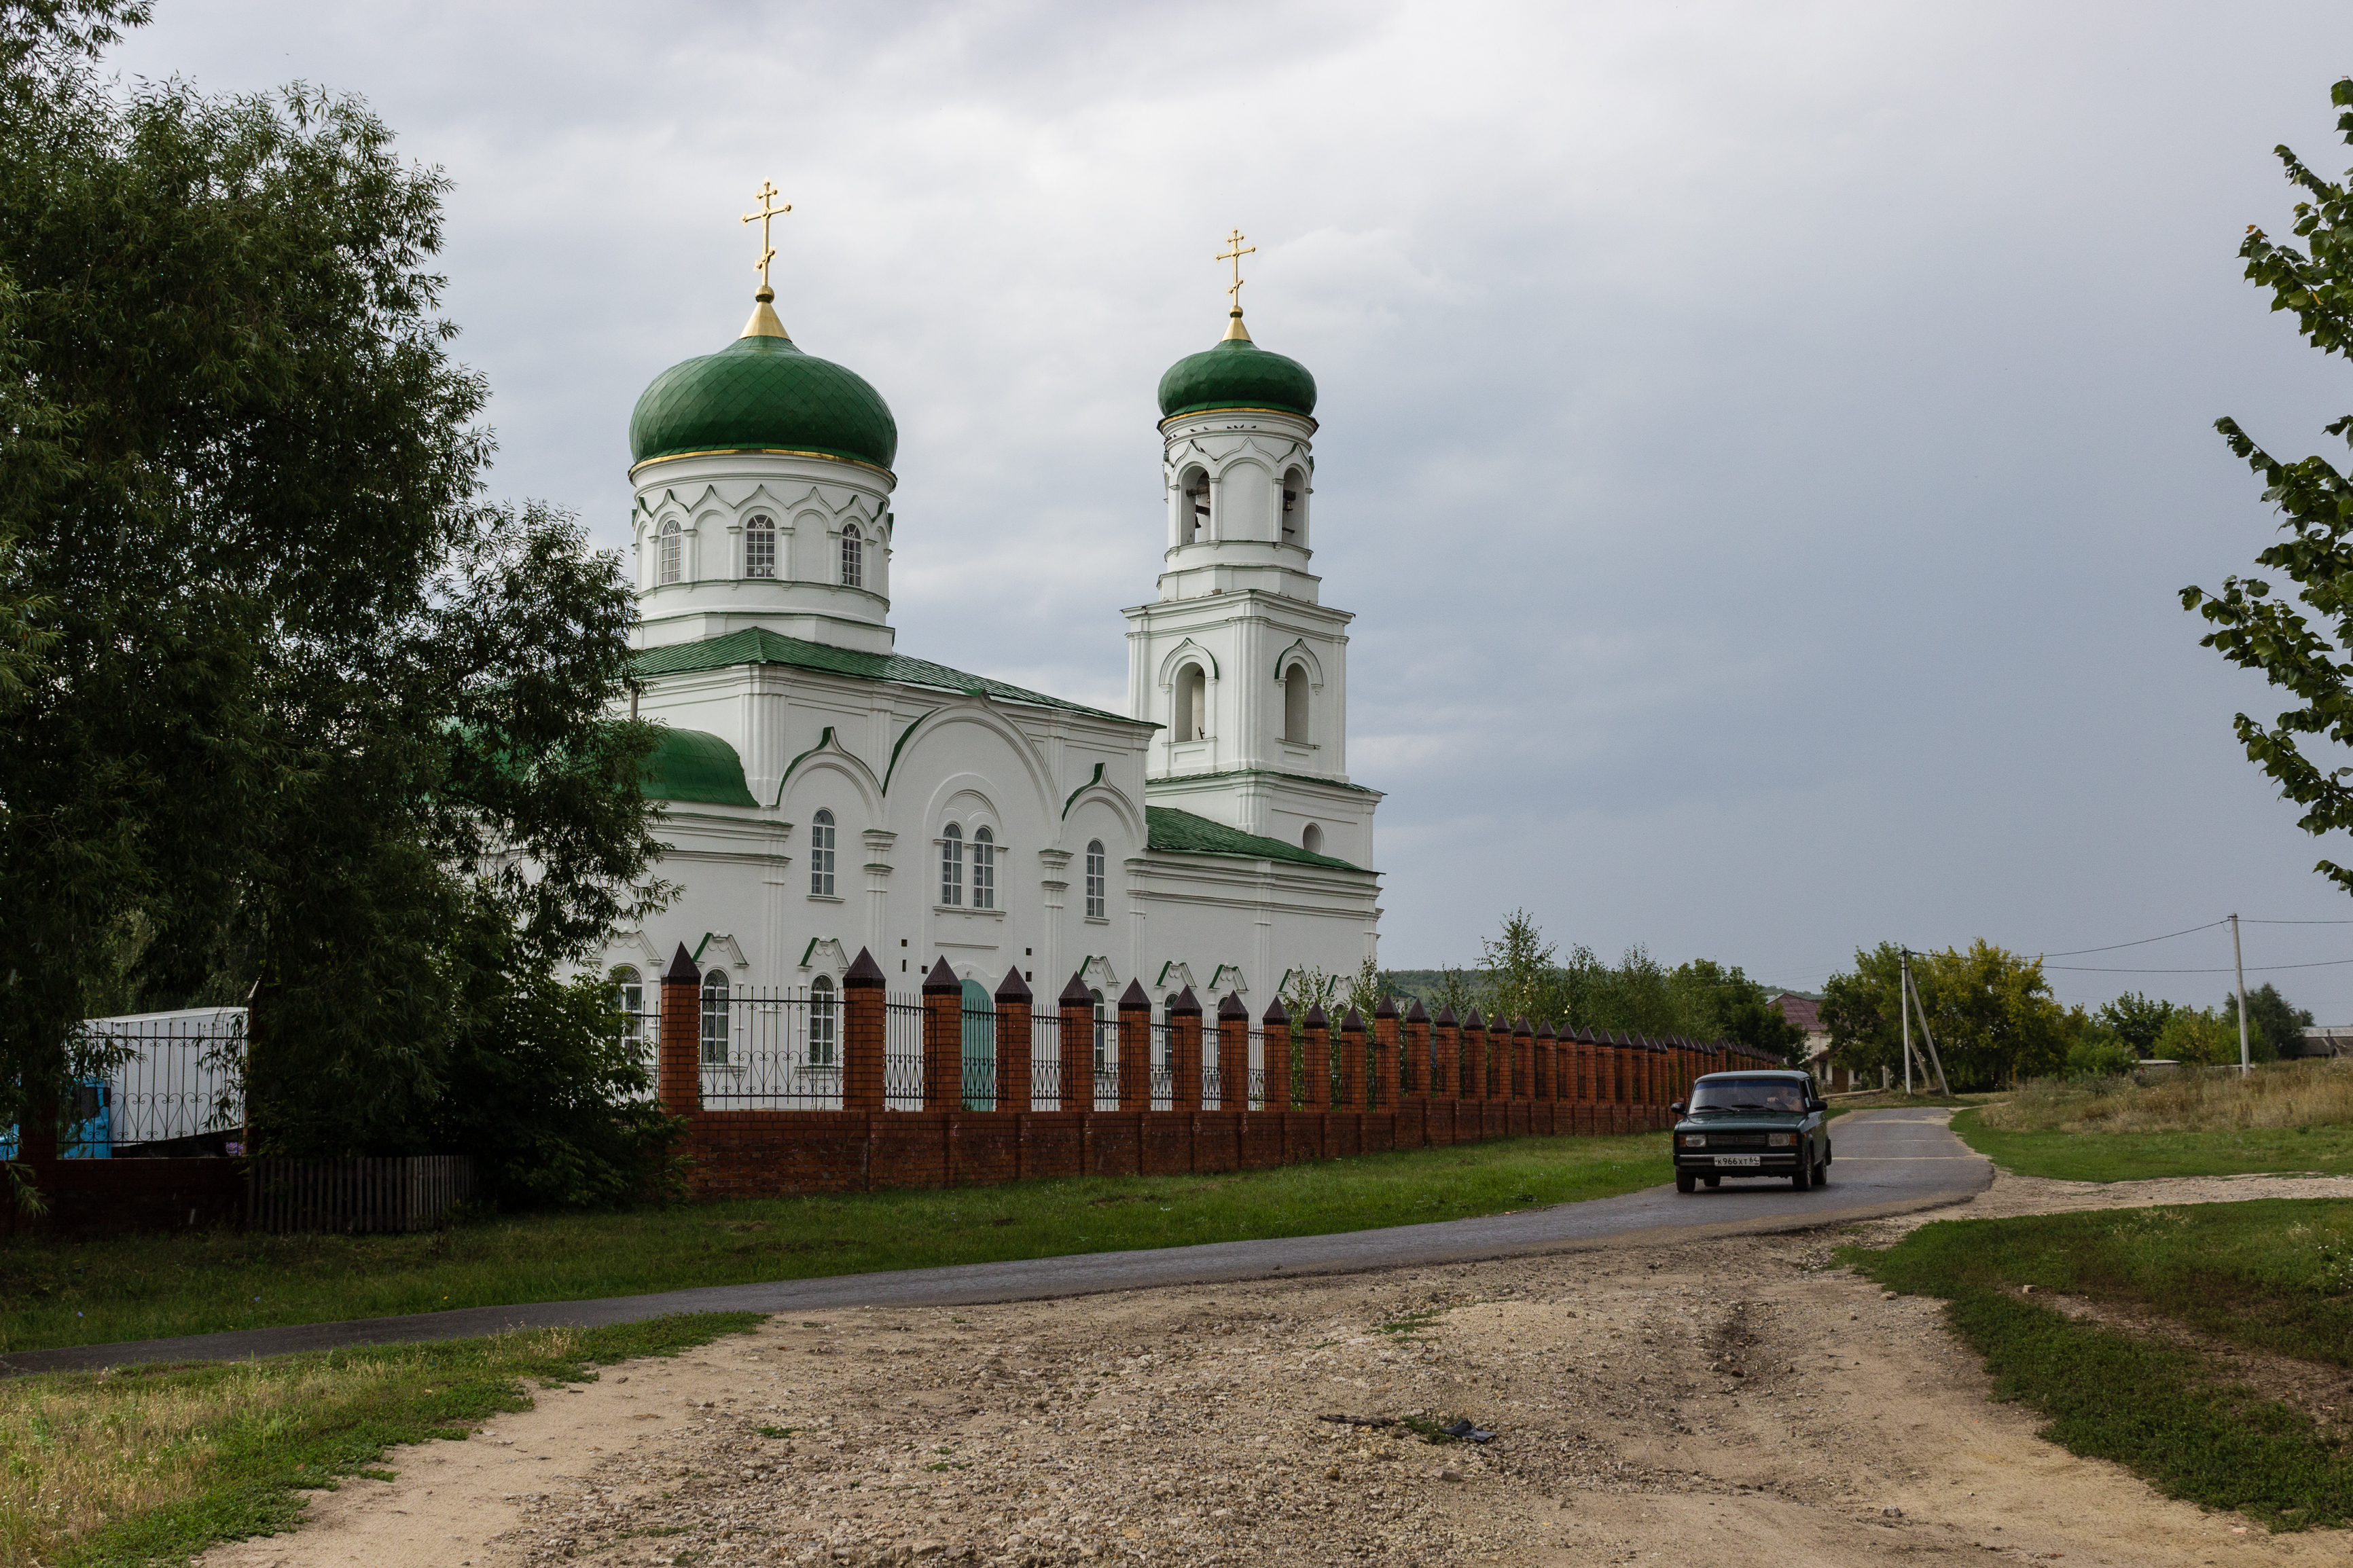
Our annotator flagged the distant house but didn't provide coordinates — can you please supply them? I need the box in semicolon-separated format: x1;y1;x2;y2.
1774;991;1852;1091
2296;1025;2353;1060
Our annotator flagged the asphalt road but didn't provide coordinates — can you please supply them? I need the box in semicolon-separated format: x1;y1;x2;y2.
1;1108;1988;1377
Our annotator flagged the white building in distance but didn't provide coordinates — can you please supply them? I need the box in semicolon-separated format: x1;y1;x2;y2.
603;232;1382;1036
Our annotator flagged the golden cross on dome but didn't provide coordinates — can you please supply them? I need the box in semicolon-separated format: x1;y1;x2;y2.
1216;227;1257;313
741;180;792;295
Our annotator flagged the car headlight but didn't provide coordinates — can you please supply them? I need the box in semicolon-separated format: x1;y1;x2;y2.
1678;1134;1706;1149
1767;1132;1796;1147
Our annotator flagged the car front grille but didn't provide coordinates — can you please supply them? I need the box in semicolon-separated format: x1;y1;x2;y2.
1693;1132;1772;1149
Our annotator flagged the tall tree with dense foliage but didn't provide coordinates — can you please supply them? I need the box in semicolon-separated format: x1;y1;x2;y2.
1820;941;2068;1090
2183;79;2353;890
0;2;667;1189
2095;991;2178;1060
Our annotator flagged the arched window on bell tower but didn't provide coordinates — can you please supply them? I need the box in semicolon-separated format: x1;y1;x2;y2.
1283;661;1310;744
1281;466;1308;548
1174;663;1207;742
1179;467;1210;545
840;524;863;589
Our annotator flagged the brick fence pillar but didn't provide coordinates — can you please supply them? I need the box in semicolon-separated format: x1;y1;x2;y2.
1537;1021;1556;1104
1301;1004;1331;1111
1402;1000;1430;1101
1261;997;1292;1112
1058;974;1094;1114
996;966;1032;1114
922;958;963;1111
1373;998;1400;1110
842;947;886;1112
1217;991;1250;1110
1117;980;1152;1111
658;943;702;1118
1433;1006;1460;1103
1513;1019;1534;1101
1169;987;1202;1112
1338;1008;1366;1111
1462;1010;1488;1105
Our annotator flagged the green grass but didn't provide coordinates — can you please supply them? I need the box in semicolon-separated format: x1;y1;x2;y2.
1952;1106;2353;1182
1844;1201;2353;1529
1;1311;758;1568
0;1132;1668;1355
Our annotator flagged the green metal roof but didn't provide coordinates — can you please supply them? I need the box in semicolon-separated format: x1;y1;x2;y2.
630;627;1138;724
1144;805;1365;871
643;728;757;807
1157;336;1317;422
630;334;898;471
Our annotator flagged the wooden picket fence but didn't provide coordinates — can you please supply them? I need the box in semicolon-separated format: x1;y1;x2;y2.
245;1155;474;1234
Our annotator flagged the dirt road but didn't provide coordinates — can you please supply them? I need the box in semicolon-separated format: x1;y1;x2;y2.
198;1128;2353;1568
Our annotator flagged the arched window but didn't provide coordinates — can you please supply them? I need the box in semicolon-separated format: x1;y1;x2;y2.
1180;469;1209;545
613;966;643;1041
1283;662;1310;744
658;520;682;585
808;974;837;1068
939;822;963;907
700;969;730;1065
809;808;836;897
1084;839;1107;919
1174;663;1206;742
1281;467;1306;545
840;524;863;589
971;825;995;909
744;513;777;578
1302;823;1323;855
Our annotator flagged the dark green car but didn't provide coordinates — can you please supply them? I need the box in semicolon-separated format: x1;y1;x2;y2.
1669;1069;1831;1192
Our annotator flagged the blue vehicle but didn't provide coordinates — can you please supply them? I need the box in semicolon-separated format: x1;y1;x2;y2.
0;1078;114;1160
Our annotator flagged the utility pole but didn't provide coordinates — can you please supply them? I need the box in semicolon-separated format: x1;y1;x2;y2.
2231;913;2251;1077
1900;949;1913;1095
1906;962;1952;1097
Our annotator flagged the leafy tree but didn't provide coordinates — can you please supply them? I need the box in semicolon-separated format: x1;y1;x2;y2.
1478;909;1561;1026
2066;1033;2140;1079
0;3;668;1195
2157;1007;2239;1065
2183;80;2353;892
2229;981;2312;1063
1820;941;2067;1090
2096;991;2178;1059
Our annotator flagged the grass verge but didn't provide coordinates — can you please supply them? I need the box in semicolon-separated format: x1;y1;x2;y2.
1954;1109;2353;1182
1843;1201;2353;1529
0;1311;759;1568
1;1132;1666;1355
1953;1061;2353;1181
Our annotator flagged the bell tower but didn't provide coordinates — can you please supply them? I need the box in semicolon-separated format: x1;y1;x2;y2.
1124;234;1377;869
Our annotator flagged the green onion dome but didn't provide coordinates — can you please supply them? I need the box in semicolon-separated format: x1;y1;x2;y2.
1156;329;1317;422
630;321;897;473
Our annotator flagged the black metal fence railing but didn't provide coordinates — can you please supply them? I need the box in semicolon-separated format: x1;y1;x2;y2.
1032;1013;1062;1110
77;1008;247;1155
885;997;925;1110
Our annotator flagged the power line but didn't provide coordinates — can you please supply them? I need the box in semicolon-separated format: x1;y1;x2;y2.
2242;917;2353;925
2036;919;2226;958
2043;955;2353;974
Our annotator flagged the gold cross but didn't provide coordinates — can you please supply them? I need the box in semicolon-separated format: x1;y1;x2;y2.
741;180;792;294
1216;227;1257;312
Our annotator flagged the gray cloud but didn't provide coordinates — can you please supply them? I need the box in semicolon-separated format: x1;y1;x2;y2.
109;0;2353;1013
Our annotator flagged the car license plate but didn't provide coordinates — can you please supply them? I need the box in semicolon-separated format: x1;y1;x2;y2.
1714;1155;1761;1168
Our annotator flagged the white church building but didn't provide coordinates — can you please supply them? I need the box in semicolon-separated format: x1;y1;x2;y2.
603;233;1382;1033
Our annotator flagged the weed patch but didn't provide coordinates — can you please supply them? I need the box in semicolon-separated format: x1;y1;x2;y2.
0;1311;757;1568
1844;1201;2353;1528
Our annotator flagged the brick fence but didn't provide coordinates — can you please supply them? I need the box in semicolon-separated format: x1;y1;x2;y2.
661;946;1781;1199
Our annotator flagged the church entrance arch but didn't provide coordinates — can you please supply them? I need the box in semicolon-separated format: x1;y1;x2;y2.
960;977;996;1112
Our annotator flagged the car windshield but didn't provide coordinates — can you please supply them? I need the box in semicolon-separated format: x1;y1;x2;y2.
1689;1077;1808;1113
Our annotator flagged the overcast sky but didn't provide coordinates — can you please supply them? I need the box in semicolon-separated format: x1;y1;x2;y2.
107;1;2353;1013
